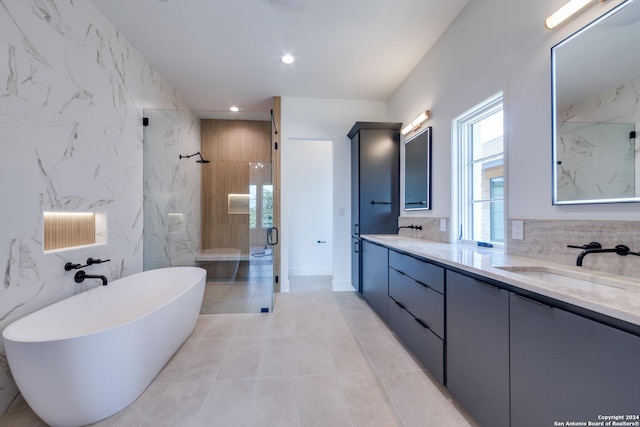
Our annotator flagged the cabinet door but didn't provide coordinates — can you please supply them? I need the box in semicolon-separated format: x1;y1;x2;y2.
361;240;389;321
350;132;360;236
351;237;360;292
446;270;510;427
510;293;640;427
358;129;399;234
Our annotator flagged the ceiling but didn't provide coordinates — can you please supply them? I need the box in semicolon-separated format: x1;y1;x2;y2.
90;0;470;119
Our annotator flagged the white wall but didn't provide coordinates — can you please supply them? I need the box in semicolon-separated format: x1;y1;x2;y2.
281;97;387;291
0;0;195;413
388;0;639;222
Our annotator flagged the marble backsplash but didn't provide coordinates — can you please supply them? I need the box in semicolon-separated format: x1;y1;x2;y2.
398;217;450;243
399;216;640;278
506;219;640;278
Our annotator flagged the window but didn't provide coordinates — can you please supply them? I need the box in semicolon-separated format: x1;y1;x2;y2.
249;185;257;228
262;185;273;228
249;184;273;229
454;92;504;248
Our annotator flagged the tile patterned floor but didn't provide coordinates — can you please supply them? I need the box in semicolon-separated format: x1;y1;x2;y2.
0;276;477;427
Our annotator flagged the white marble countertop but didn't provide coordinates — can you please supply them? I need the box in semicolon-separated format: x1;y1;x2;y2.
363;234;640;328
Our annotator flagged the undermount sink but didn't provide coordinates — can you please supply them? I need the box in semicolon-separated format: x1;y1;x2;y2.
494;266;628;292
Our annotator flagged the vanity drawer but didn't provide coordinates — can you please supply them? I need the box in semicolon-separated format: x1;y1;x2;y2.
389;250;444;294
389;296;444;384
389;268;444;339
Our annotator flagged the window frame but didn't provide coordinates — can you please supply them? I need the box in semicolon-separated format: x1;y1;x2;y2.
453;92;505;249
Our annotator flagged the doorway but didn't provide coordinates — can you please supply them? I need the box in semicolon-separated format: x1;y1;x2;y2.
198;119;277;314
285;139;333;279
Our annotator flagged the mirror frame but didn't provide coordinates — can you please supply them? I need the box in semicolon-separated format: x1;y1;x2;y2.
551;0;640;205
403;126;432;211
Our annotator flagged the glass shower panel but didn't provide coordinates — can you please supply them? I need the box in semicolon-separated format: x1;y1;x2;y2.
247;162;274;312
142;109;201;271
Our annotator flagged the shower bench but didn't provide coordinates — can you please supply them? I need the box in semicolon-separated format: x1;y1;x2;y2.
195;248;241;281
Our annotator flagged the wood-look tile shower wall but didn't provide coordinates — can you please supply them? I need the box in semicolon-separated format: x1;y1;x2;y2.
200;119;272;254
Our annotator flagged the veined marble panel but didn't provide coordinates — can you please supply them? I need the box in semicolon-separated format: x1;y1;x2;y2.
558;75;640;201
398;217;450;243
143;109;201;270
507;219;640;278
0;0;199;414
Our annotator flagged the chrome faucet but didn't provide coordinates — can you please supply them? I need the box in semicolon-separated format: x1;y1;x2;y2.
568;242;640;266
74;270;108;286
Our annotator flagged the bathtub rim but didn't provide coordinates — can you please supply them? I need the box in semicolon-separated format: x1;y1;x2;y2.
2;266;206;344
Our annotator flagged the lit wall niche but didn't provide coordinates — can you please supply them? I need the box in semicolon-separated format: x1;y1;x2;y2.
43;212;107;252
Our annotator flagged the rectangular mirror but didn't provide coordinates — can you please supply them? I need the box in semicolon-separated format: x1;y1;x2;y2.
552;0;640;204
404;126;432;210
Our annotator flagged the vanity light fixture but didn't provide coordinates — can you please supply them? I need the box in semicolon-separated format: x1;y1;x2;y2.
230;106;239;112
545;0;606;30
281;54;295;64
401;110;431;136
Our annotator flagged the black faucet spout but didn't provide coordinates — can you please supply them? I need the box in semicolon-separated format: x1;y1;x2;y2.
575;248;616;266
572;244;636;266
397;225;423;232
74;270;108;286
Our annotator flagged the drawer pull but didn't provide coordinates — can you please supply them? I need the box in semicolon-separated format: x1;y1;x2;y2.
394;300;407;310
390;267;406;276
514;293;552;309
415;280;431;290
473;279;500;291
415;317;429;329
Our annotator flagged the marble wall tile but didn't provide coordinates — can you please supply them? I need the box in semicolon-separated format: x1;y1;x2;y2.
398;216;450;243
507;219;640;277
558;75;640;201
0;0;198;414
143;109;201;270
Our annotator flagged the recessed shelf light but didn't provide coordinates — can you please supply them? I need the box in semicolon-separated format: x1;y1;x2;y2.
281;54;295;64
230;106;239;112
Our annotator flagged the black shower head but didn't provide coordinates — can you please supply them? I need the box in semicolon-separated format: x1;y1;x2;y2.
179;152;210;164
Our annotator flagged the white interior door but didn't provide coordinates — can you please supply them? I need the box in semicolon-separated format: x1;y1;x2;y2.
286;140;333;276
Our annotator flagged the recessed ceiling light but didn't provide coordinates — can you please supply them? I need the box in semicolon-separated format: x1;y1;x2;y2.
281;54;295;64
230;106;239;112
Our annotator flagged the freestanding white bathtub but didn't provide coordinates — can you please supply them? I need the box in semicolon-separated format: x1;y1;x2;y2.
2;266;206;427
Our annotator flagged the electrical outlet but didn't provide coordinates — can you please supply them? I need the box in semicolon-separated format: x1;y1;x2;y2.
440;218;447;232
512;220;524;240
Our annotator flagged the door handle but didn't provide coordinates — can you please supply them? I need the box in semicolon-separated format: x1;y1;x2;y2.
317;240;327;244
267;227;279;245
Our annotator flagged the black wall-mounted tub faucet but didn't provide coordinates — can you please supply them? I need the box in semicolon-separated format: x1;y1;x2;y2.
74;270;108;286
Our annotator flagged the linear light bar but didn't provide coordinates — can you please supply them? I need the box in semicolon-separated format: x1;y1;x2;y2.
545;0;605;30
401;110;431;136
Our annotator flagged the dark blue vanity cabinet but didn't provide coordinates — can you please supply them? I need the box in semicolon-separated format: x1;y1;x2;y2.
349;122;401;292
359;239;640;427
446;270;510;427
361;240;389;321
388;250;445;383
510;293;640;427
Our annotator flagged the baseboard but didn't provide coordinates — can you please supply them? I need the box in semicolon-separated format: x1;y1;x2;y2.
331;279;355;292
288;267;332;276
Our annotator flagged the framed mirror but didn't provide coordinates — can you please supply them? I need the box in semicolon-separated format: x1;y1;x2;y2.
404;126;432;210
552;0;640;204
